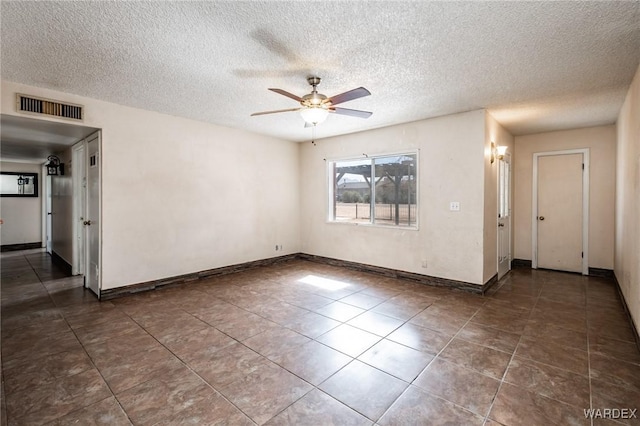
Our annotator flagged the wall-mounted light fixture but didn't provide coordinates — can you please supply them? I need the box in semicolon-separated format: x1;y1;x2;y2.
497;145;507;160
45;155;65;176
490;142;508;164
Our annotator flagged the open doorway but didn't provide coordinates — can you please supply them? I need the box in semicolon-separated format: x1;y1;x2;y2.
1;114;101;295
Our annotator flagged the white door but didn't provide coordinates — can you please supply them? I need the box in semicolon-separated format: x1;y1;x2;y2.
535;152;586;273
45;175;52;254
497;155;511;279
85;132;101;297
72;141;86;276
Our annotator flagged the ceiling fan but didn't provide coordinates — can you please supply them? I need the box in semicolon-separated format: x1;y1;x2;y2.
251;76;372;126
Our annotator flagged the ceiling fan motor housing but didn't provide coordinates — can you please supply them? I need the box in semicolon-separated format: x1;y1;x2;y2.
307;76;322;87
302;76;328;107
302;92;328;107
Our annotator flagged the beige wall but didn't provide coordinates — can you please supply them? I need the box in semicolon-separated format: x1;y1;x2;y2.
300;110;489;285
0;161;42;246
484;112;515;282
615;64;640;332
1;80;301;290
513;125;616;269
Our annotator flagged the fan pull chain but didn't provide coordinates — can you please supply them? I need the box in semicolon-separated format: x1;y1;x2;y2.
311;125;317;146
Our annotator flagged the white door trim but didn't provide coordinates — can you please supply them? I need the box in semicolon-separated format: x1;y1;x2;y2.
85;130;102;297
71;139;86;276
45;174;52;254
497;152;512;279
532;148;589;275
41;164;47;248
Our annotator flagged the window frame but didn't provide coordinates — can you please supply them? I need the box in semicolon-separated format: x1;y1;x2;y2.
327;150;419;229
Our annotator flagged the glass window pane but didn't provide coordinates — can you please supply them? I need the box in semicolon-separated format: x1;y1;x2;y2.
334;158;372;224
373;154;417;227
329;153;417;228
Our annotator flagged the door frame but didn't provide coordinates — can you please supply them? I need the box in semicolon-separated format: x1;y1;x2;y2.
46;175;52;254
532;148;590;275
497;152;512;279
72;139;86;276
84;131;102;297
41;170;52;254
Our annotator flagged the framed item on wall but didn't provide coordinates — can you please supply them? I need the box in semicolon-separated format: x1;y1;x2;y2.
0;172;38;197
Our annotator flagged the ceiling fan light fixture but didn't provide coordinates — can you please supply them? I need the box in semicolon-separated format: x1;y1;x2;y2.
252;76;371;125
300;106;329;125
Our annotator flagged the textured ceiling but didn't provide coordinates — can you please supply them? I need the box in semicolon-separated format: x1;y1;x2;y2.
1;1;639;144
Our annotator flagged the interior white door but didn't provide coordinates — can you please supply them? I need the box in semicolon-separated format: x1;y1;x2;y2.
536;153;583;273
85;133;100;297
497;156;511;279
45;175;52;254
72;141;86;276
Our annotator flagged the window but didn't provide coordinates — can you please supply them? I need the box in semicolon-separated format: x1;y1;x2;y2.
329;153;417;227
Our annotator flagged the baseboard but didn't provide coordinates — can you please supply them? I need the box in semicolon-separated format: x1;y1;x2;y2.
1;242;42;252
298;253;487;294
512;258;532;268
588;267;615;278
100;255;619;303
512;259;614;280
100;254;298;300
101;252;496;300
483;273;500;293
612;273;640;354
51;251;72;276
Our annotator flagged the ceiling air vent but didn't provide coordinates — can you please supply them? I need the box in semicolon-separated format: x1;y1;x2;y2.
16;93;83;121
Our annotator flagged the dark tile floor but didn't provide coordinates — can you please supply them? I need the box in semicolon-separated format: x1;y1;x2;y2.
2;249;639;425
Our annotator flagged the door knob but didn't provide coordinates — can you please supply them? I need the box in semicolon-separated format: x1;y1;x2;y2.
538;216;545;221
83;220;92;226
498;223;505;227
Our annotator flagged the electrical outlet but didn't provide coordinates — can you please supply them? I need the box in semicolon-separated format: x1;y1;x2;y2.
275;245;279;251
421;260;428;268
449;201;460;211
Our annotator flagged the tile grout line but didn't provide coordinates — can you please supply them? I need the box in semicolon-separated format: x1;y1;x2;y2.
209;278;413;424
264;287;416;423
340;296;451;422
16;251;136;426
375;296;492;424
1;252;43;426
121;280;364;424
480;275;544;426
120;300;263;425
49;294;136;424
122;280;393;424
5;256;635;425
267;288;455;423
586;279;594;426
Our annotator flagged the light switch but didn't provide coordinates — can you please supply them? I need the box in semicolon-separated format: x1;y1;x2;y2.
450;202;460;211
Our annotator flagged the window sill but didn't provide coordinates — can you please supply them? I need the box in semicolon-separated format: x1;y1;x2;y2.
326;220;419;231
